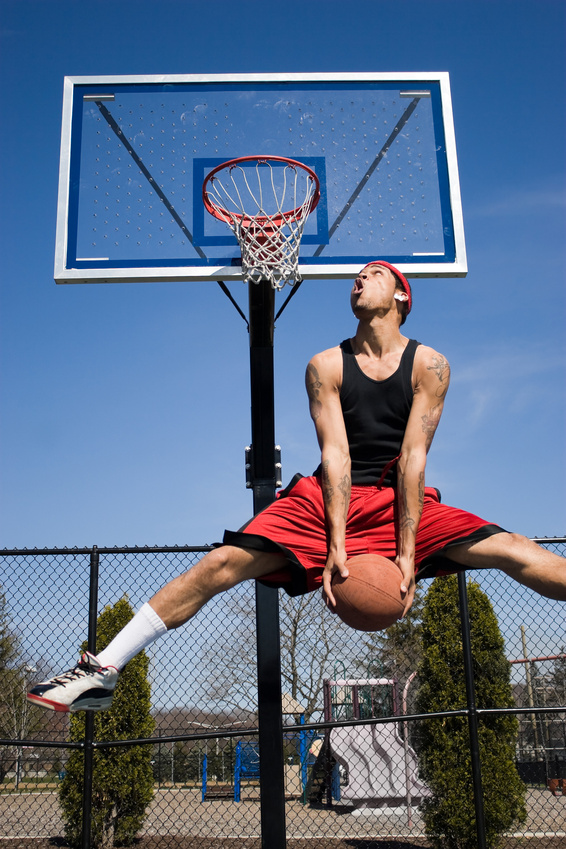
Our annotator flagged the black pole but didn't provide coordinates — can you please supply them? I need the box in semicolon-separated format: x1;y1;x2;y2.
457;571;487;849
248;280;287;848
81;546;99;849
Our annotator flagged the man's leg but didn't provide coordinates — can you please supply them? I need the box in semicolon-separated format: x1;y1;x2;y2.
444;532;566;601
27;546;286;712
147;545;286;628
95;545;285;669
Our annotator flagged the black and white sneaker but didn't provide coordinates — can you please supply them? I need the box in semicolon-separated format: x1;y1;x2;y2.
27;652;118;712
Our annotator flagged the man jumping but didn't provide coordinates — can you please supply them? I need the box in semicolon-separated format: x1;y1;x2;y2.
28;261;566;713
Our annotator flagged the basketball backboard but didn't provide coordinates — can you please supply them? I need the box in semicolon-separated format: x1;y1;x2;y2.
54;72;467;284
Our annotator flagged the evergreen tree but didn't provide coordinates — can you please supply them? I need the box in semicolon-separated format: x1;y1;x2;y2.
415;575;526;849
59;597;155;848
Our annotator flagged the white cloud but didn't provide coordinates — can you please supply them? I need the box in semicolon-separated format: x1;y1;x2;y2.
446;341;564;432
467;185;566;219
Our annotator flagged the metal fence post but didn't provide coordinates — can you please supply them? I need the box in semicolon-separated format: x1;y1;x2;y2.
248;280;287;848
80;545;99;849
457;570;487;849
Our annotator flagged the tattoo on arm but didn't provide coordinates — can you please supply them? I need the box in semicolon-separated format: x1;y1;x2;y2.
418;470;425;512
321;460;333;504
427;355;450;398
306;363;323;420
338;474;351;522
421;405;442;451
398;474;416;537
322;463;351;522
398;470;425;538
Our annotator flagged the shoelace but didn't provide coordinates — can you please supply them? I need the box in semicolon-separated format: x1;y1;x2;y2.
51;657;99;685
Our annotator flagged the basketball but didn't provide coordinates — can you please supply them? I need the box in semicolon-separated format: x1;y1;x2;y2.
331;554;405;631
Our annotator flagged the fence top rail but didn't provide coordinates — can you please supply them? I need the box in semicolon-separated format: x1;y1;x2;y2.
510;653;566;664
0;544;214;557
531;537;566;544
328;678;396;686
0;738;84;749
1;537;564;558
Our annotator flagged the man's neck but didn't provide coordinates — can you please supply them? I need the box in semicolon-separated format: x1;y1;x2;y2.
353;318;406;359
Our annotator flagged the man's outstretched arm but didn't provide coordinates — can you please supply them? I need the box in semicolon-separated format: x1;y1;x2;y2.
396;348;450;614
305;349;351;607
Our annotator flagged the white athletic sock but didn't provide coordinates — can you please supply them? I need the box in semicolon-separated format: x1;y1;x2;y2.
96;602;168;671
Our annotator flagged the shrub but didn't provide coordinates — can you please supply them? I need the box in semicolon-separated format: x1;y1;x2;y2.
59;597;155;847
415;575;526;849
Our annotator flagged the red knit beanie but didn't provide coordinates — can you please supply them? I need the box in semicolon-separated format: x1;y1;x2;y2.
362;261;412;314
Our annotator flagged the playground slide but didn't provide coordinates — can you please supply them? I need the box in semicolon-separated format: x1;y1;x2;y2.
330;722;429;807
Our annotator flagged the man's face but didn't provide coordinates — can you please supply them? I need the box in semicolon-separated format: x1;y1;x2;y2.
350;263;399;317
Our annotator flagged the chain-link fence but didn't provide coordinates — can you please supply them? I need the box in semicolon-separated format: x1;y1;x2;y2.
1;539;565;848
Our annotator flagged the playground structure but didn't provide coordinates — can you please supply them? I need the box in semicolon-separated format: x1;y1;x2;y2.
201;694;321;802
318;677;429;813
201;676;429;814
202;733;318;803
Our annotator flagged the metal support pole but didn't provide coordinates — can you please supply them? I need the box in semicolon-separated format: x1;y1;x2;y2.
457;571;487;849
248;280;287;848
521;626;541;755
81;546;99;849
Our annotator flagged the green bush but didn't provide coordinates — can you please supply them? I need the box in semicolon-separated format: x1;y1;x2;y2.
59;597;155;847
415;575;526;849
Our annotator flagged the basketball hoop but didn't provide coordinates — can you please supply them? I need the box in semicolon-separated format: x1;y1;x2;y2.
202;155;320;289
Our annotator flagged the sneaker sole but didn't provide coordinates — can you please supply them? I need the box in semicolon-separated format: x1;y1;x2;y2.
26;693;113;712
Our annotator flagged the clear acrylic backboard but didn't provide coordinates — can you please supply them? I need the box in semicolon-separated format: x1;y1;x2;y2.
54;72;467;284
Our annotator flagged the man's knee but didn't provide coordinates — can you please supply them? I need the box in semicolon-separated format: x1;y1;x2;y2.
199;546;244;591
447;531;536;570
482;531;564;577
496;533;555;565
200;544;282;591
491;532;534;557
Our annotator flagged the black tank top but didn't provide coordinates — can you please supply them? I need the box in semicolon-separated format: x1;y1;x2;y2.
339;338;420;486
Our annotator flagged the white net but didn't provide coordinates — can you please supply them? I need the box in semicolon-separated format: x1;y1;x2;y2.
204;159;319;289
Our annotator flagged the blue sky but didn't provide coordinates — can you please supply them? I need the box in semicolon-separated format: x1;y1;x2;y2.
1;0;565;551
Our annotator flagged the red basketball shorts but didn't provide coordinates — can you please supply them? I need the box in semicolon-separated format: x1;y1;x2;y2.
222;474;506;597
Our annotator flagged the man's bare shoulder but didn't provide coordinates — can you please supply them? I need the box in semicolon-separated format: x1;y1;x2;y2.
414;344;451;397
308;344;343;371
306;345;343;393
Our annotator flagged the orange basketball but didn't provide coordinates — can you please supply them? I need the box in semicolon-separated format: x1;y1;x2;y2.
331;554;405;631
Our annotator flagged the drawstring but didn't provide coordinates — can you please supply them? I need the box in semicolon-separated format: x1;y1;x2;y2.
376;454;400;489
